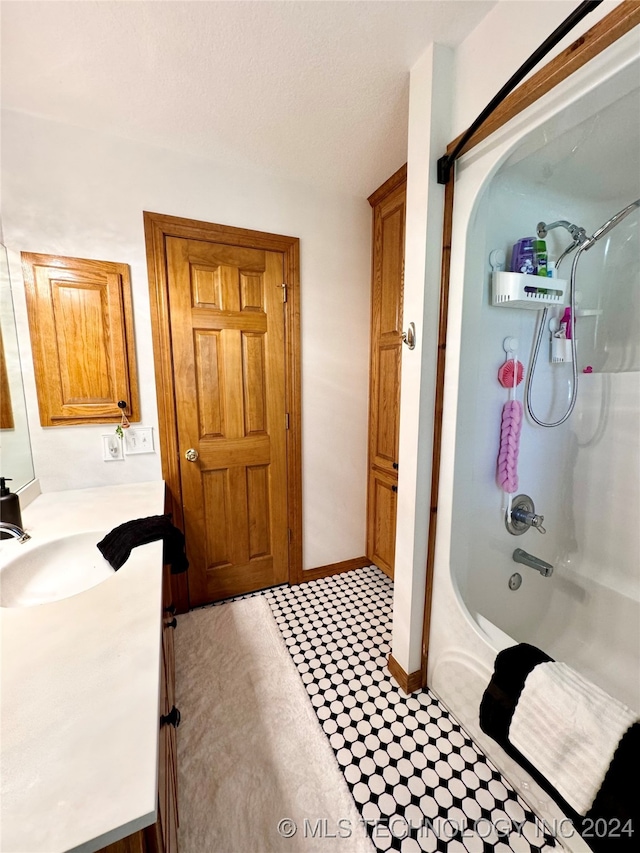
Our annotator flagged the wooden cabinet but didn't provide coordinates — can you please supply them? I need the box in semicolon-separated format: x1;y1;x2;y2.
98;564;179;853
21;253;139;426
157;565;180;853
366;166;406;579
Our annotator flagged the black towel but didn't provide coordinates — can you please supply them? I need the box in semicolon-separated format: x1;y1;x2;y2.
479;642;552;743
480;643;639;852
97;514;189;574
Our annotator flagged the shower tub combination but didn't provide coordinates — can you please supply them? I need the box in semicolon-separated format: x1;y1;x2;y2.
427;30;639;851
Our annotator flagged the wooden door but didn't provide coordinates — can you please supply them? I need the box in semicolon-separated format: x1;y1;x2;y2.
166;237;289;604
366;168;406;579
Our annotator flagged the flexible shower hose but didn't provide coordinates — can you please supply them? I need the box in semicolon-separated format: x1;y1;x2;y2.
525;248;581;428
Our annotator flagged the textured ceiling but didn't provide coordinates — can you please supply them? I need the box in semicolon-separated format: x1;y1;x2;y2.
1;0;496;197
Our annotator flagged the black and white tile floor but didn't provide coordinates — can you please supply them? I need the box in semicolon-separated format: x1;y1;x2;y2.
261;565;558;853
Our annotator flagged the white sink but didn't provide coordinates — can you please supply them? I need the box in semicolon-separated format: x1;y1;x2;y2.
0;532;115;608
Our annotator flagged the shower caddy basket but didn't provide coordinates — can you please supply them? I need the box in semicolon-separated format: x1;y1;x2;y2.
492;271;567;310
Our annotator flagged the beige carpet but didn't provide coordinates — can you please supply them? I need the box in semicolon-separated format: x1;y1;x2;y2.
175;597;373;853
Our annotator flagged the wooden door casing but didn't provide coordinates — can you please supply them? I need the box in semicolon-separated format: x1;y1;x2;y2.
366;169;406;580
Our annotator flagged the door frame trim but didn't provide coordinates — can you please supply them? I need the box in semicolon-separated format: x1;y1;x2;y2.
143;212;303;605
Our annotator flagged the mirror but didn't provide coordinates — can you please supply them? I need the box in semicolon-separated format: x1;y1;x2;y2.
0;244;35;491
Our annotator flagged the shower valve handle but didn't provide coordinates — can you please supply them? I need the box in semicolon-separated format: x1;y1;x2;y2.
506;495;547;536
512;506;546;534
532;515;546;534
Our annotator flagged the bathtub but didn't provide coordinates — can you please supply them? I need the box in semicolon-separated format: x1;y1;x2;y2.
428;579;594;853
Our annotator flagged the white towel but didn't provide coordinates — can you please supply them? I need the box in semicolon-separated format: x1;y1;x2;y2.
508;661;638;816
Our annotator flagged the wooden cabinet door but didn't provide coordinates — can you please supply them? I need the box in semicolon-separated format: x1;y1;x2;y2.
366;168;406;579
21;253;139;426
165;237;289;604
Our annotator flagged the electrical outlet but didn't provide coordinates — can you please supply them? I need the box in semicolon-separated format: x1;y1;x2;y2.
102;434;124;461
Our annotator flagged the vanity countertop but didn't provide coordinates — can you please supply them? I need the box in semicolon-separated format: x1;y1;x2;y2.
0;481;166;853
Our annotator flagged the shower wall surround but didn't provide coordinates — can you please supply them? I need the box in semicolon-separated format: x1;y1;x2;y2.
426;32;639;846
450;73;640;711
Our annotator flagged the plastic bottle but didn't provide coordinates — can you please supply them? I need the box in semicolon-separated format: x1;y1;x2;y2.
510;238;535;274
0;477;23;538
533;239;548;276
558;307;572;339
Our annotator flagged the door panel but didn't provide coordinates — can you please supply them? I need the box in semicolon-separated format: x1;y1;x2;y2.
368;468;398;579
194;331;224;437
374;343;401;469
379;204;404;335
242;332;267;434
247;465;271;558
166;237;288;604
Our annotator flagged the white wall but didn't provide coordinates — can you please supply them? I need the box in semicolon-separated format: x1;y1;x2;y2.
391;43;452;675
1;110;372;570
393;0;627;675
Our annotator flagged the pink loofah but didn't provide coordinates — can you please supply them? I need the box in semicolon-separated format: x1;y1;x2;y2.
497;400;522;493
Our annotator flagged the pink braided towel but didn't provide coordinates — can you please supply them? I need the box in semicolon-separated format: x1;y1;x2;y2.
497;400;522;493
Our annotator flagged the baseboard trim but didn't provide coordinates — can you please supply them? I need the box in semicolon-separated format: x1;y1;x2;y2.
296;556;370;584
387;654;422;694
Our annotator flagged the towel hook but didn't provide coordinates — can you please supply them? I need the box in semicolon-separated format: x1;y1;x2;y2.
402;322;416;350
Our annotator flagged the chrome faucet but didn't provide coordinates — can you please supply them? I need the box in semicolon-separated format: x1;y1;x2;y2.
513;548;553;578
0;522;31;543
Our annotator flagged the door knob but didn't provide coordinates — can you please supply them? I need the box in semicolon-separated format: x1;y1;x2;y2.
185;448;199;462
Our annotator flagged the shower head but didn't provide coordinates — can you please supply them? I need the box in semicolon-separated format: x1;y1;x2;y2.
536;219;587;244
583;199;640;251
537;220;588;272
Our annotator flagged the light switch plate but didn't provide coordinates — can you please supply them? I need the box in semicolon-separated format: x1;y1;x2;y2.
123;427;155;455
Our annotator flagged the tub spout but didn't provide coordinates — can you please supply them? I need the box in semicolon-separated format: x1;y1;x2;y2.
512;548;553;578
